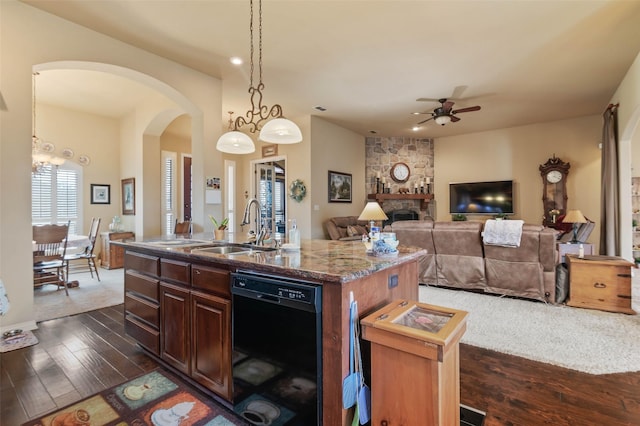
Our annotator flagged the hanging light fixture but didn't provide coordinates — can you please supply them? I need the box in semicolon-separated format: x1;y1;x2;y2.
216;0;302;153
32;71;64;174
217;111;255;154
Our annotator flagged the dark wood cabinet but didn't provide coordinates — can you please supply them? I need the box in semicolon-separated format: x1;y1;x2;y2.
191;290;232;399
124;252;160;355
160;282;191;374
101;231;135;269
124;250;232;400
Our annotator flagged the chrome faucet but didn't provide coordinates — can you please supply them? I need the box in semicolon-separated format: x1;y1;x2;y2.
241;198;267;245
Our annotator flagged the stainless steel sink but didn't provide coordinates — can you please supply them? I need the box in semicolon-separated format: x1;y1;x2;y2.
192;244;276;255
193;246;252;255
141;239;212;247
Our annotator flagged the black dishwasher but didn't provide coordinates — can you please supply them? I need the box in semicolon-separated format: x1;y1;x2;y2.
231;270;322;425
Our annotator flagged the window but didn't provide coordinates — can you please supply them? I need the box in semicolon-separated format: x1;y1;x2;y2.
32;163;82;234
162;151;177;235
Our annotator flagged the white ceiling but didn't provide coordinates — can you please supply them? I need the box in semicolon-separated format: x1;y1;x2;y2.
24;0;640;139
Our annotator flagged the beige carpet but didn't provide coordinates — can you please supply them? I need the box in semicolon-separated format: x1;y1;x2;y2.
34;268;125;322
419;275;640;375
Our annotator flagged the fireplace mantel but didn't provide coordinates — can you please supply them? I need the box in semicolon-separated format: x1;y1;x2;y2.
368;193;434;210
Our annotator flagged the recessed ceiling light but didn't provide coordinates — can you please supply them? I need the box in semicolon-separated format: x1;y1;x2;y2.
412;112;421;115
369;130;377;134
230;57;243;65
314;106;327;112
412;126;420;131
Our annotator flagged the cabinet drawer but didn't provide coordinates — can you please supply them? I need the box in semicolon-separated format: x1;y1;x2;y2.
125;314;159;354
192;264;230;297
125;251;159;276
161;258;191;285
125;270;159;301
125;293;159;327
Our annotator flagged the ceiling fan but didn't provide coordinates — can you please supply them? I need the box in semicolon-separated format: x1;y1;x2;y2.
415;98;481;126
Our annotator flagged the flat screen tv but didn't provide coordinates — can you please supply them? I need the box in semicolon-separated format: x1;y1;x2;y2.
449;180;514;215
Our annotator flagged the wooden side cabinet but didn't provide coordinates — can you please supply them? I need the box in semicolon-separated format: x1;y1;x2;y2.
361;300;468;426
101;231;135;269
566;255;636;314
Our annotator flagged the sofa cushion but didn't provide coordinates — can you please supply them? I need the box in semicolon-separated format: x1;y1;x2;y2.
433;221;484;257
485;259;546;301
390;220;436;285
325;216;370;240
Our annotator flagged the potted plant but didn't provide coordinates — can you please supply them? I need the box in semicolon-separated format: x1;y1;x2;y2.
208;215;229;240
452;213;468;221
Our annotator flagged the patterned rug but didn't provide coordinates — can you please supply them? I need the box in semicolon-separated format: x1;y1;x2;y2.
22;369;249;426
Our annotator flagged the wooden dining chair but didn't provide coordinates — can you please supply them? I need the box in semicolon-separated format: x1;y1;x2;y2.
65;217;101;281
174;219;191;234
33;222;70;295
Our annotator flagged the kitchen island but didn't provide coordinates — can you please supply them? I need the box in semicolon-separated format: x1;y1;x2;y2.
116;235;425;425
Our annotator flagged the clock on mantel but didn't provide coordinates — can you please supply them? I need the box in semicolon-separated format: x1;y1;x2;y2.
539;155;570;228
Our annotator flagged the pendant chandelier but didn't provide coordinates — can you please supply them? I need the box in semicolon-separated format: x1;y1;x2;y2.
217;0;302;154
32;71;64;174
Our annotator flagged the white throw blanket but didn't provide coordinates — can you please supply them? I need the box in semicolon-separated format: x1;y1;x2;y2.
482;219;524;247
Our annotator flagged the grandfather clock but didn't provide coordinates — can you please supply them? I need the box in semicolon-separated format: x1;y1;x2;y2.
539;155;570;228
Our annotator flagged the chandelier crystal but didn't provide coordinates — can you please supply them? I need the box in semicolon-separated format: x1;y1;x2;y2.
217;0;302;154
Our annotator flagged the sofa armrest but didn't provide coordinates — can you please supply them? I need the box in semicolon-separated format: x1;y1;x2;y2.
539;228;557;271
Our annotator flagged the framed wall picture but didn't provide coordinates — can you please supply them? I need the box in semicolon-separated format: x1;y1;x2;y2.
328;170;352;203
90;184;110;204
121;178;136;215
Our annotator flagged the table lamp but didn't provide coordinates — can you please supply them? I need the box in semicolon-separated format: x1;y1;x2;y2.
358;202;389;237
563;209;587;243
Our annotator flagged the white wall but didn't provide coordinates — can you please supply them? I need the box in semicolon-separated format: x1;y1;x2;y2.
0;1;223;332
38;103;122;257
310;116;366;239
435;116;602;247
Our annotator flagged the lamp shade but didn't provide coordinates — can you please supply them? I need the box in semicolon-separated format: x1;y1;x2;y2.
563;209;587;224
358;202;388;222
434;115;451;126
216;131;255;154
259;118;302;144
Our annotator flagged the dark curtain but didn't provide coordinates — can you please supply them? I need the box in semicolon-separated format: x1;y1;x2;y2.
600;105;619;255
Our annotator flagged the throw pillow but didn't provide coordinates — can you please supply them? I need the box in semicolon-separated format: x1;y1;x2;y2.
346;225;359;237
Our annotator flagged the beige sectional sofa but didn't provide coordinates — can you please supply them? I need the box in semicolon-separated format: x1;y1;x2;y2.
388;220;558;303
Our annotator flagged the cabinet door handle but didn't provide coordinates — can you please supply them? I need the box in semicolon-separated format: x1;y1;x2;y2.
593;282;606;288
194;269;201;275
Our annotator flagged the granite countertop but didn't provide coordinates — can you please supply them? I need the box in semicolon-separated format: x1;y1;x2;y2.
116;233;426;284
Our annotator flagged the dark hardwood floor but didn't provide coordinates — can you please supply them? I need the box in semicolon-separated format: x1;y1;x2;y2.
1;305;639;425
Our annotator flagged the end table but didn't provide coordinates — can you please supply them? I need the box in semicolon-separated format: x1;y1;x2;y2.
557;242;593;263
566;255;636;314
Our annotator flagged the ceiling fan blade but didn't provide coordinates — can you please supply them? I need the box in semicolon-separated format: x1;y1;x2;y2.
450;85;468;99
416;97;442;102
450;115;461;122
452;105;481;114
417;117;434;125
442;101;455;113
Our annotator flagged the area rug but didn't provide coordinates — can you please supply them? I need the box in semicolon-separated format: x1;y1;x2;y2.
34;268;125;322
419;279;640;375
22;369;249;426
0;330;38;353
